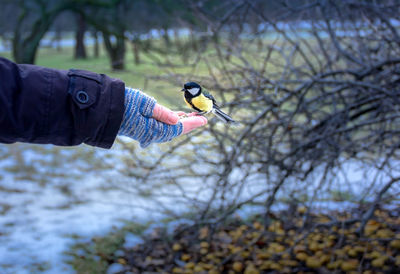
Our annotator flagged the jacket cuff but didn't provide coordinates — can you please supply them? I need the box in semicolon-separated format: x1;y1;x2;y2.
67;69;125;149
95;78;125;148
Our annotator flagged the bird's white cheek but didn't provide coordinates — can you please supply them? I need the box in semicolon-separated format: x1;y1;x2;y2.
188;88;200;95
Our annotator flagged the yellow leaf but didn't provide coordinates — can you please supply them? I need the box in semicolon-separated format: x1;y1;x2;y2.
281;252;290;259
295;252;308;261
269;262;282;271
308;241;320;252
306;256;322;268
347;248;358;257
232;261;244;272
294;245;307;253
253;222;263;230
117;258;127;265
328;234;337;240
256;251;270;260
244;263;260;274
172;267;183;273
371;256;387;268
395;255;400;266
181;254;191;261
320;254;330;264
172;243;182;251
200;248;208;255
279;259;298;267
334;249;346;258
376;228;394;238
327;260;341;270
185;262;195;269
199;227;209;239
365;250;381;259
200;241;209;249
193;265;204;272
205;253;216;260
390;239;400;249
297;206;307;214
341;259;358;271
259;260;272;270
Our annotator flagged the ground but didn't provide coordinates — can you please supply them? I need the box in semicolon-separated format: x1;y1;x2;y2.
68;207;400;273
1;41;399;274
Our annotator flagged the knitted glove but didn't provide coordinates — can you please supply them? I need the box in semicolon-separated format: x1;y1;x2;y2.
118;88;183;148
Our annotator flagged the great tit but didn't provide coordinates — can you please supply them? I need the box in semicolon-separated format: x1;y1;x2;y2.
181;82;235;123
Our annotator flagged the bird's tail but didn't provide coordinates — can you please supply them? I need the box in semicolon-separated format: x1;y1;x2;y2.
212;107;235;123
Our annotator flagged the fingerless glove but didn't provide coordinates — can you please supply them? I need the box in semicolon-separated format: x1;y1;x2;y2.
118;88;183;147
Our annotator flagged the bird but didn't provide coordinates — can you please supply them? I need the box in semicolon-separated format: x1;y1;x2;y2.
181;82;235;123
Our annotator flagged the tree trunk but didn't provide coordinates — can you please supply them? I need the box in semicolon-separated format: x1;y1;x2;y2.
74;14;87;59
173;29;182;52
13;26;48;64
162;27;171;49
92;31;99;58
189;28;198;52
132;36;140;65
13;4;65;64
55;30;62;52
103;31;125;70
142;32;152;53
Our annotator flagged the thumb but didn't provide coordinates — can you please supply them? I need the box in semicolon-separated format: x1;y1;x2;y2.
152;104;180;125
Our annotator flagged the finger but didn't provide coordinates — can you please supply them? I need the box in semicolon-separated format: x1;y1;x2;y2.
187;112;201;117
181;116;208;135
176;111;201;117
175;111;186;116
152;104;179;125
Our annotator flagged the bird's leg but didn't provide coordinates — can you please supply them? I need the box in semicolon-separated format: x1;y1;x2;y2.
196;111;207;116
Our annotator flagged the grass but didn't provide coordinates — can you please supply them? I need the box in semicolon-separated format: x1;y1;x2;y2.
0;43;208;108
64;221;148;274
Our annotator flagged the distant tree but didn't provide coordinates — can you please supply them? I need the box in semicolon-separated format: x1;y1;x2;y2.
53;28;62;52
97;5;126;70
12;0;69;63
12;0;123;64
70;0;127;69
0;1;18;37
130;34;141;65
51;11;76;52
102;30;125;70
74;13;87;59
91;30;99;58
123;0;173;65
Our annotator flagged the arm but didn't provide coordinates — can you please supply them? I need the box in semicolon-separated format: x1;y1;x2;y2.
0;57;206;148
118;88;207;147
0;57;125;148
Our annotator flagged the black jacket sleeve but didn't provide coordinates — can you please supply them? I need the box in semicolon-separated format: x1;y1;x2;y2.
0;57;125;148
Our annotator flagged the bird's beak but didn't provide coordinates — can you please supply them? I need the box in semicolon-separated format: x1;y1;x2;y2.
181;88;186;92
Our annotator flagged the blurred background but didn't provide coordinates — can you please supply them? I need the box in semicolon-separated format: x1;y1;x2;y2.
0;0;400;273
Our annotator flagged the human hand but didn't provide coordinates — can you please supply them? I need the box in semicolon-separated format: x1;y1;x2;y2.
118;88;207;147
153;106;208;134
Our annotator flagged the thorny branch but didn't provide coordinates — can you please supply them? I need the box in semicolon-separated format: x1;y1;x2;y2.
114;0;400;234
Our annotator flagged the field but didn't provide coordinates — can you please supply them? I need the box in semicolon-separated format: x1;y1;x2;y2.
0;43;199;108
1;30;400;273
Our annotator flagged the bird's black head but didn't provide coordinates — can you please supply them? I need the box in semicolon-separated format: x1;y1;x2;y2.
181;82;201;96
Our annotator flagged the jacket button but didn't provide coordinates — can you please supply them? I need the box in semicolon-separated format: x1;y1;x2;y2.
76;90;89;104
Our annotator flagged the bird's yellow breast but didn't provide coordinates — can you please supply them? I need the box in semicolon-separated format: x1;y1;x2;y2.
185;93;213;112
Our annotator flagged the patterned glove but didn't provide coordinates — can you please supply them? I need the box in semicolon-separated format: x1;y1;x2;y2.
118;88;183;148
